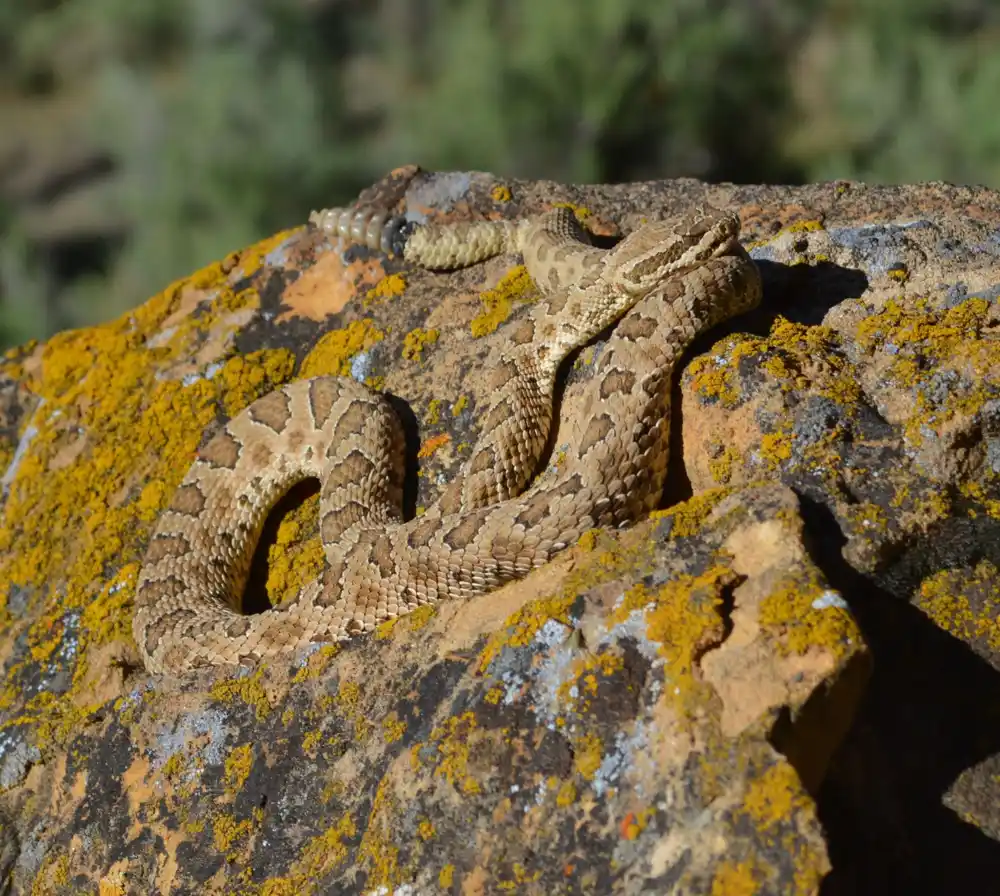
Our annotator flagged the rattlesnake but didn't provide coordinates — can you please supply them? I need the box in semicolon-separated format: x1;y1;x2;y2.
133;203;762;674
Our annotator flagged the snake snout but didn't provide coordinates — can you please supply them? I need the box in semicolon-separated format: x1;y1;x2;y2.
711;234;744;258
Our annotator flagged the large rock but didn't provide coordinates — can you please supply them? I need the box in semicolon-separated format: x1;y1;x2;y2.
0;167;997;892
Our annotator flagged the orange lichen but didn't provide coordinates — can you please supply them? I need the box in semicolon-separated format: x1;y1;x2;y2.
417;433;451;459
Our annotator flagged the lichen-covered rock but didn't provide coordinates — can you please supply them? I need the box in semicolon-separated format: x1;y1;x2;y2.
0;168;996;892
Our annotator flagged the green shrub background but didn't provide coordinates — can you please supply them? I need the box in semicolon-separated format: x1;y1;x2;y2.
1;0;998;348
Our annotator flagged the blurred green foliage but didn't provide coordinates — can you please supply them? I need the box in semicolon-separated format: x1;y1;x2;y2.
1;0;999;349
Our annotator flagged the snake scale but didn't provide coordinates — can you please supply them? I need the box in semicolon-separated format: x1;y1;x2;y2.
133;202;762;674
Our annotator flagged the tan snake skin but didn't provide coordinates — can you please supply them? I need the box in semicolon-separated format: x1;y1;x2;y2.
133;206;762;673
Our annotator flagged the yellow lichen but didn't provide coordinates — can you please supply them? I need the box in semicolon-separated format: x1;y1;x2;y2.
470;265;538;337
733;762;828;894
491;185;512;202
425;398;443;426
30;853;71;895
611;566;734;712
210;668;272;720
958;481;1000;519
707;446;741;485
382;715;407;743
477;593;578;673
556;779;577;807
162;752;186;779
575;529;602;552
258;813;356;894
298;319;384;378
759;430;794;469
375;603;436;641
0;266;302;740
224;744;254;793
842;501;889;539
497;864;542;888
219;349;296;418
290;644;340;683
357;778;405;887
758;571;855;658
685;335;765;408
401;328;439;361
364;273;407;307
213;809;261;856
302;729;322;755
558;650;625;711
619;808;654;841
263;491;325;607
552;202;592;222
916;560;1000;650
650;488;731;539
710;859;763;895
98;868;128;896
0;264;309;719
439;865;455;888
851;298;1000;449
426;711;483;795
572;731;603;780
781;220;824;235
741;762;807;830
336;679;372;741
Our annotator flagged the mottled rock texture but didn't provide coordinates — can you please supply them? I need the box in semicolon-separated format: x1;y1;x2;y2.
0;167;997;893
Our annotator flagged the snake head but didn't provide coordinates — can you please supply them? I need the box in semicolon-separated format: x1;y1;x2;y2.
611;208;744;296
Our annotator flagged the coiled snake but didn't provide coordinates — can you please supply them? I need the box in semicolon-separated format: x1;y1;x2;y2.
133;203;762;673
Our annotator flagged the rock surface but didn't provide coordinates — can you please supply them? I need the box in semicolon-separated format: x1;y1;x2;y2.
0;167;997;892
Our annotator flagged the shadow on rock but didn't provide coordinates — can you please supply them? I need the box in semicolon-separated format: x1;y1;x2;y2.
796;497;1000;894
